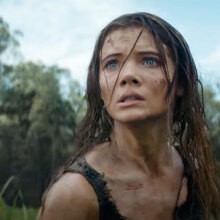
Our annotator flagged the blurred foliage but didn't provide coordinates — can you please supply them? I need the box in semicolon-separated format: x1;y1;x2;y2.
0;176;39;220
203;84;220;165
0;16;86;206
0;16;20;55
4;207;39;220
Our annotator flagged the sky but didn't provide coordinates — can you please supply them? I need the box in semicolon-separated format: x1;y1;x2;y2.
0;0;220;86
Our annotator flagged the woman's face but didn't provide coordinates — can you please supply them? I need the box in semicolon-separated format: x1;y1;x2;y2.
99;27;178;124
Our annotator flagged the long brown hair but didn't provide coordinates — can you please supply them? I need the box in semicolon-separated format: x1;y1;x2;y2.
41;12;220;220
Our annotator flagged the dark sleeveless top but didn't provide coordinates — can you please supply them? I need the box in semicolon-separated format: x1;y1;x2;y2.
64;154;196;220
65;156;125;219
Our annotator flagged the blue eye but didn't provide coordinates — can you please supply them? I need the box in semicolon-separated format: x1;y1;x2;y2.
106;61;119;69
143;58;158;66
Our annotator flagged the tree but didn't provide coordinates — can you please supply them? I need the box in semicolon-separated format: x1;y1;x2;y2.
0;61;81;206
203;84;220;164
0;16;20;55
0;16;20;97
0;17;86;206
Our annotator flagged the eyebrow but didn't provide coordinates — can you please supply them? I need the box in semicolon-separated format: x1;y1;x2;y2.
101;51;160;64
135;51;160;57
102;53;122;64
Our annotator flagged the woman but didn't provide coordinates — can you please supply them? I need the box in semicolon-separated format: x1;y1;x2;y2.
38;12;220;220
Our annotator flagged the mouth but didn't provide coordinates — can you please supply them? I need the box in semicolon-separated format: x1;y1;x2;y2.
119;93;144;103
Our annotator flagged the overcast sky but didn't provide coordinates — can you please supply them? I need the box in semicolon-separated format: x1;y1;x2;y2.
0;0;220;86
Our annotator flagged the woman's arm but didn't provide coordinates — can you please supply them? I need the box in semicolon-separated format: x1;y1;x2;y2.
38;173;99;220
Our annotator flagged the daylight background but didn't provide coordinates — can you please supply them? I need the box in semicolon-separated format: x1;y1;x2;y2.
0;0;220;85
0;0;220;219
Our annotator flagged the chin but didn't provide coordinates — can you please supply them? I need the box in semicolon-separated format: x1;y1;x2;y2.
114;111;168;125
115;113;149;124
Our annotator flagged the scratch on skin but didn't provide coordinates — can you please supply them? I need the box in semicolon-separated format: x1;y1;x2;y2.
126;183;144;190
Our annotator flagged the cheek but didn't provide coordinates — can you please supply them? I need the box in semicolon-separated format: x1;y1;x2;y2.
158;78;168;90
99;76;111;103
149;77;168;94
99;72;118;100
99;80;108;101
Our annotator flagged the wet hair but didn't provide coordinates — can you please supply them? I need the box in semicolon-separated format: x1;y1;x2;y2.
40;12;220;219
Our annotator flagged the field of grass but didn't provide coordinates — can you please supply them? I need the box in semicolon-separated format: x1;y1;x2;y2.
0;206;39;220
0;177;40;220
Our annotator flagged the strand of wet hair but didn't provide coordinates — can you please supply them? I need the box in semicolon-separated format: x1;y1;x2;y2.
100;49;111;99
107;27;144;107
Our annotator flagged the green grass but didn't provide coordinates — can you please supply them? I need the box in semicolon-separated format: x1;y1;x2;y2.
1;206;40;220
0;176;40;220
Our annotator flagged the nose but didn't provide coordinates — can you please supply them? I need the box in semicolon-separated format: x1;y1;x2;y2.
119;62;141;86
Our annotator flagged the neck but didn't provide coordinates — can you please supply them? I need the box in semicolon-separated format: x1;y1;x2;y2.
111;115;172;174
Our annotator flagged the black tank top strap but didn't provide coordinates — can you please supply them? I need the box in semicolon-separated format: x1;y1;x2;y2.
65;156;125;220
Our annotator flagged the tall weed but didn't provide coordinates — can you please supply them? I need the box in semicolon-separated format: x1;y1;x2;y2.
0;176;38;220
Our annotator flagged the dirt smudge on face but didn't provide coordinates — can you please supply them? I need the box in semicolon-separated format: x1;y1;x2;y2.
106;35;114;47
151;78;167;90
159;78;167;88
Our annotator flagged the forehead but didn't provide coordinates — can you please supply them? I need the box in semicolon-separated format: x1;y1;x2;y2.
101;27;157;56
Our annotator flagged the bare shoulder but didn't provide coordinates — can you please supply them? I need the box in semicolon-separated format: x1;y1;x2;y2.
39;173;99;220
